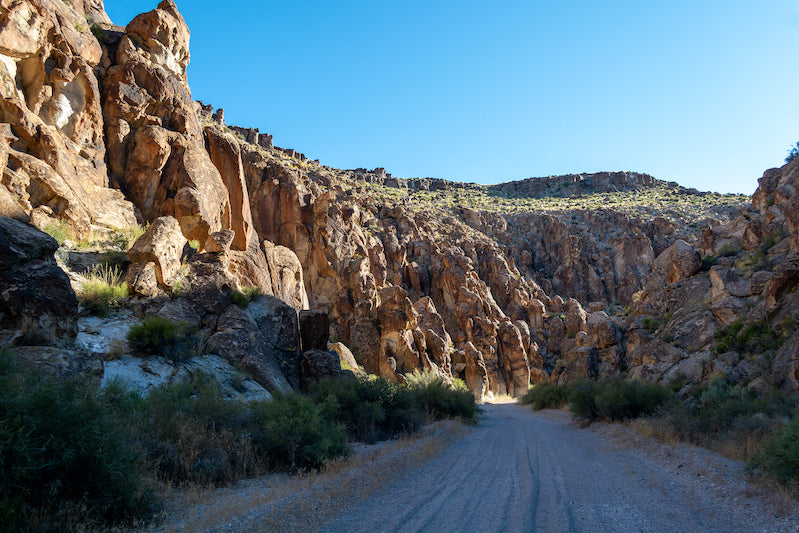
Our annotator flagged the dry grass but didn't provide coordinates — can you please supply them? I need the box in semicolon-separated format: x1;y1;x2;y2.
146;420;467;532
74;264;128;316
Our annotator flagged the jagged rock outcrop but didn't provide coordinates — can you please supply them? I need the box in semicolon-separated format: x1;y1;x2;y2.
4;0;795;403
0;0;138;235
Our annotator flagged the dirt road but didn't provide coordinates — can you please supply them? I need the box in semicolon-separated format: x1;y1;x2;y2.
321;403;798;533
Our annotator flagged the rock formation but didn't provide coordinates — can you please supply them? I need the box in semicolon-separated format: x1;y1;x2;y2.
0;0;794;403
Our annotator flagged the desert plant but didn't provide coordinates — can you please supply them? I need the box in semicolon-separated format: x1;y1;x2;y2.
310;376;423;443
749;413;799;488
786;142;799;164
42;219;73;246
76;264;128;316
519;381;571;410
567;378;674;421
231;286;262;308
251;392;349;472
126;316;202;361
0;351;157;530
405;369;478;423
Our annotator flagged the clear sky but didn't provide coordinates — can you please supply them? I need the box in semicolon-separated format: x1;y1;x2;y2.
104;1;799;194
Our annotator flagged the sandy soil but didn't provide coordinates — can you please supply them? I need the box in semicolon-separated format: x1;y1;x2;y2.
150;403;799;532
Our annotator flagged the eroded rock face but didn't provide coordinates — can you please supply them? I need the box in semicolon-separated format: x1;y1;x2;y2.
101;0;234;246
0;216;77;344
0;0;138;235
4;0;796;400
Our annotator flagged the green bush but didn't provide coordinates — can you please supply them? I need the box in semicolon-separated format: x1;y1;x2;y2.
701;254;718;271
653;378;795;459
714;319;783;355
568;379;599;419
231;286;262;308
786;141;799;164
108;373;350;482
567;378;674;421
406;369;478;423
519;381;571;410
750;415;799;488
126;316;202;361
42;219;73;246
0;351;157;530
252;392;349;472
310;376;424;443
77;264;128;316
593;378;675;420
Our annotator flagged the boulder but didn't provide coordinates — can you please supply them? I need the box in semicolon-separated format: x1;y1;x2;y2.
208;296;300;393
328;341;364;375
771;329;799;392
652;240;702;284
0;217;77;344
299;348;342;392
299;309;330;352
128;215;186;286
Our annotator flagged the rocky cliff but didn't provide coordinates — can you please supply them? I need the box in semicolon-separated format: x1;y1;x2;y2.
1;0;795;401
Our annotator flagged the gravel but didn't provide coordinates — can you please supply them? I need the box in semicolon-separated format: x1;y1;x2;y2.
150;403;799;532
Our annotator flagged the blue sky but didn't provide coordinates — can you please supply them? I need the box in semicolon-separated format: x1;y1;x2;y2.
105;1;799;194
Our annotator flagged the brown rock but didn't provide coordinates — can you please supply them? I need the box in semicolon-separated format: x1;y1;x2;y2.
125;261;160;297
209;295;300;392
299;309;329;352
299;349;341;392
771;329;799;392
0;216;77;345
205;126;254;251
128;215;186;286
262;240;309;310
328;341;364;375
653;240;702;284
0;185;29;221
203;229;234;254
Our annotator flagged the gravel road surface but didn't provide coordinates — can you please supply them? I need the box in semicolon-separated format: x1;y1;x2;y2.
321;403;798;533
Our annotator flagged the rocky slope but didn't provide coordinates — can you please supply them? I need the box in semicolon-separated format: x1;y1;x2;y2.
0;0;795;401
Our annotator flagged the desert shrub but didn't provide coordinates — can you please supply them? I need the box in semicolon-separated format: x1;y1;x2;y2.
76;264;128;316
593;378;675;420
42;219;73;246
108;373;350;483
642;316;663;331
519;381;571;410
652;378;795;460
750;414;799;488
126;316;202;361
718;243;738;257
231;286;262;308
714;319;782;355
786;141;799;163
567;378;674;421
701;254;718;271
119;374;262;485
568;380;599;419
405;369;478;423
110;224;146;250
0;351;157;530
310;376;423;443
251;392;349;472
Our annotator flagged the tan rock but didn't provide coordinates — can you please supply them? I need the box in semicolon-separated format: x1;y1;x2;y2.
328;341;364;375
262;240;309;310
128;215;186;286
205;126;253;251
